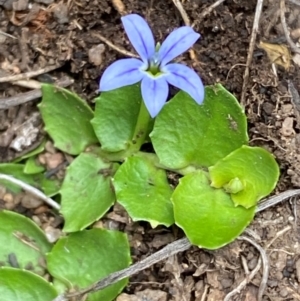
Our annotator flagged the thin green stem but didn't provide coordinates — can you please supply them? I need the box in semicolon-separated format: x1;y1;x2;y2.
128;100;151;153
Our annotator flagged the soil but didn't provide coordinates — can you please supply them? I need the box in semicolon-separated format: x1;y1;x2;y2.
1;0;300;300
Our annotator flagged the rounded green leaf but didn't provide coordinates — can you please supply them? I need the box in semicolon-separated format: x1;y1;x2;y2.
209;146;280;208
91;85;143;152
0;268;57;301
47;229;131;301
151;84;248;169
39;85;98;155
113;156;174;228
60;153;118;232
172;171;255;249
0;211;52;275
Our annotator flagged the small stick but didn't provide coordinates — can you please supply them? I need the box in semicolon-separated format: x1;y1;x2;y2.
0;64;63;83
200;284;209;301
172;0;190;26
280;0;300;54
0;76;74;109
239;235;269;301
0;174;60;210
0;30;17;39
12;79;43;90
240;0;264;106
192;0;226;25
288;80;300;126
111;0;126;14
256;189;300;212
171;0;197;61
224;257;262;301
265;225;292;250
241;255;250;276
91;32;138;58
65;237;192;298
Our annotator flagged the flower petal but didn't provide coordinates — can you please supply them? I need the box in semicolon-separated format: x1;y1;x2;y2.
121;14;155;62
141;75;169;118
158;27;200;66
163;63;205;104
99;58;145;91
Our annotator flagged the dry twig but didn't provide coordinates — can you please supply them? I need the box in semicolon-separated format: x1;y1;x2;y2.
280;0;300;55
265;225;292;250
0;30;17;39
240;0;264;106
225;228;270;301
256;189;300;212
192;0;226;25
111;0;126;14
224;257;262;301
171;0;198;61
0;76;74;109
91;32;138;58
0;174;60;210
65;238;192;299
288;80;300;126
12;79;44;90
0;64;63;83
239;235;269;301
172;0;190;26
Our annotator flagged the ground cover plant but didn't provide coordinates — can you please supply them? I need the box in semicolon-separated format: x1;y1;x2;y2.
1;0;300;300
0;12;281;301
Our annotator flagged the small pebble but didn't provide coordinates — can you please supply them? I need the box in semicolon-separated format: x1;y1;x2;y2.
44;226;61;243
3;193;13;203
279;288;289;298
248;257;258;270
53;3;69;24
275;271;283;281
5;201;16;210
32;215;42;226
220;278;233;289
34;205;49;214
21;194;43;209
45;141;56;154
38;153;47;165
13;193;23;206
88;44;105;66
45;152;64;169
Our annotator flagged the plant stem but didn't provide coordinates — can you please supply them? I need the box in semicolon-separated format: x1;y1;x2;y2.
128;100;151;153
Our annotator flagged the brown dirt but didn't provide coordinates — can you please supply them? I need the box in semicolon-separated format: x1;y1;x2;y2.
1;0;300;300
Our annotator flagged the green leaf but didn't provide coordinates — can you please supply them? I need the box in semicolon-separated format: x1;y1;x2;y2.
24;156;45;174
0;211;52;275
92;84;144;152
151;84;248;169
209;146;280;208
39;85;98;155
0;268;57;301
0;163;60;196
172;171;255;249
47;229;131;301
60;153;118;232
114;155;174;228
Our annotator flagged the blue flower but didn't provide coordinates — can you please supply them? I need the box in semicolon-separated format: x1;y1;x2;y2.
99;14;205;117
